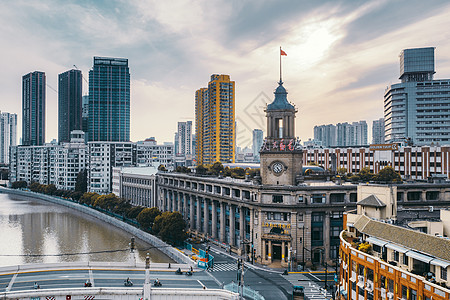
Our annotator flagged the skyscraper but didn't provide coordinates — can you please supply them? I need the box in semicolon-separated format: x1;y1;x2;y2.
58;69;82;143
22;71;45;146
385;47;450;145
252;129;263;162
176;121;193;156
372;118;385;144
88;57;130;142
0;111;17;164
314;124;336;147
195;74;235;165
82;95;89;135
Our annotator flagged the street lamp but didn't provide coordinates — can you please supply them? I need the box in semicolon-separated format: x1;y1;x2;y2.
299;223;309;270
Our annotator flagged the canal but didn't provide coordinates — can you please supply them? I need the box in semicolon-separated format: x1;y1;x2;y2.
0;192;172;267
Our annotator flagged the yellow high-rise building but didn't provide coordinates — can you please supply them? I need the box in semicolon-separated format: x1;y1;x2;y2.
195;74;235;165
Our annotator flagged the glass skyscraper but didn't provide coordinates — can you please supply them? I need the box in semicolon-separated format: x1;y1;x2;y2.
88;57;130;142
22;71;46;146
58;69;82;143
385;47;450;145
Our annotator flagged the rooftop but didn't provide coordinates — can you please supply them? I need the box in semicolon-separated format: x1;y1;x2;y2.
354;214;450;262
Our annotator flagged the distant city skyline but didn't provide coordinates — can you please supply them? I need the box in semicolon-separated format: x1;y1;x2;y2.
2;1;450;146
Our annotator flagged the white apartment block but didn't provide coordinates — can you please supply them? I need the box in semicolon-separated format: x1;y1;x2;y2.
10;132;87;190
0;111;17;164
87;142;136;194
136;139;174;170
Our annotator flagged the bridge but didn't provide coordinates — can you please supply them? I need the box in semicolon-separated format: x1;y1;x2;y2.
0;262;239;300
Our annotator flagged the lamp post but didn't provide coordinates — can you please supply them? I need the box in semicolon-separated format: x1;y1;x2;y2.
300;223;308;270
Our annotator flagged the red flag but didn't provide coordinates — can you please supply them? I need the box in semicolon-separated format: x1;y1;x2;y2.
280;48;287;56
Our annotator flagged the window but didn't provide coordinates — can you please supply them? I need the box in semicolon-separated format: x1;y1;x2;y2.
394;251;399;262
372;244;381;253
312;213;324;222
442;266;448;280
272;195;283;203
311;194;325;203
403;254;408;265
298;196;304;203
401;285;407;300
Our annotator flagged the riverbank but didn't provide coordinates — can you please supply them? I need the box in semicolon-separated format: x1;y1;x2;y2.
0;187;194;266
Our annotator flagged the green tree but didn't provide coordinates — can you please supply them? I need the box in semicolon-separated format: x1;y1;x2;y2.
337;167;347;175
127;206;145;219
137;207;161;230
79;192;99;206
358;167;374;182
175;166;191;173
44;184;57;195
153;211;186;244
29;182;42;192
11;181;27;189
196;164;207;175
374;166;402;183
158;164;167;171
75;170;87;193
230;167;246;179
209;162;224;175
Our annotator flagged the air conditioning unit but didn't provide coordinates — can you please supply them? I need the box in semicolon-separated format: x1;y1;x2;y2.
381;289;386;299
358;275;364;283
387;292;394;300
365;281;373;292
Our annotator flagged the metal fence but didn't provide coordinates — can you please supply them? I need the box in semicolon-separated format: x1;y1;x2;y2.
223;282;265;300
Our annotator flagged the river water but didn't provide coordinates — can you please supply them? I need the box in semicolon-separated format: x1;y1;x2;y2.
0;192;172;267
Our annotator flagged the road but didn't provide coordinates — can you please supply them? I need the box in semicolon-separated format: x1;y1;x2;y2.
195;242;294;300
0;268;220;292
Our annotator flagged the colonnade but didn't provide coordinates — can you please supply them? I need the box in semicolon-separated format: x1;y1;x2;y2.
160;189;252;248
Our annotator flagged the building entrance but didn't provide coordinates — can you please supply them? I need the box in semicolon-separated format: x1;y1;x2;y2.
272;244;282;260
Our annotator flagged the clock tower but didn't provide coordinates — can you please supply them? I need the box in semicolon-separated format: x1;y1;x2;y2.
260;80;303;185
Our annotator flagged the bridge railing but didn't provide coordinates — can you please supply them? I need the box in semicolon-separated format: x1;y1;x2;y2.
224;282;265;300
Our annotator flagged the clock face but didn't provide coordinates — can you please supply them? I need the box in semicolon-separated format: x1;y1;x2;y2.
272;162;284;174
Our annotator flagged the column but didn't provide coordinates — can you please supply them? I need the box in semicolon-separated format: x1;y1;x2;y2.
220;202;226;242
268;240;272;261
421;190;427;201
229;203;235;246
282;241;286;262
324;212;330;262
196;197;201;231
189;195;195;229
239;206;245;248
183;193;188;220
212;200;217;239
203;198;209;235
262;240;266;261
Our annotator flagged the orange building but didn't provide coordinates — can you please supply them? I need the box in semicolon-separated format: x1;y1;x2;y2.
339;213;450;300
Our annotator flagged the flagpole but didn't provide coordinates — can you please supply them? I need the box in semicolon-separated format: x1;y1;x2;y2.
279;46;282;83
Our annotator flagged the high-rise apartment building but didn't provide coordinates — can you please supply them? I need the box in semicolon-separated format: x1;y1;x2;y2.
314;124;336;147
82;95;89;135
385;47;450;145
0;111;17;164
195;74;235;165
372;118;385;144
314;121;368;147
252;129;263;162
88;57;130;142
22;71;46;146
176;121;193;156
58;69;83;143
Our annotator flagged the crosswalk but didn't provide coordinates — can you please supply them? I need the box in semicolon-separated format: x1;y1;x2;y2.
207;263;237;272
284;273;332;300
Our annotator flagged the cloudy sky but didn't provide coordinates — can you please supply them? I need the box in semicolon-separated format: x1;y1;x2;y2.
2;0;450;147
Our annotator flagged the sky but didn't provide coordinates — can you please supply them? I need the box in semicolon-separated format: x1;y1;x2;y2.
2;0;450;148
